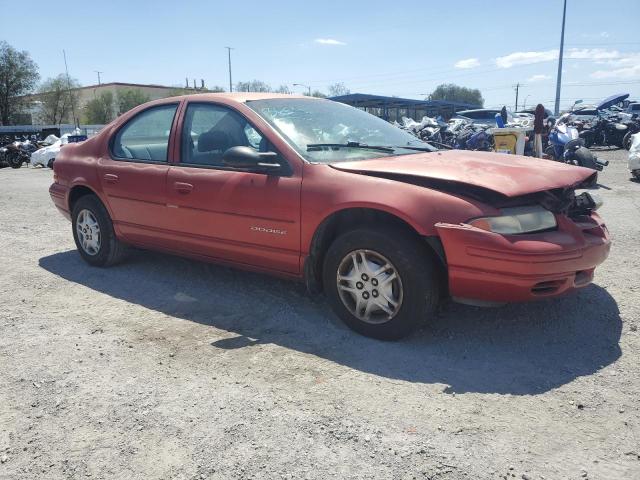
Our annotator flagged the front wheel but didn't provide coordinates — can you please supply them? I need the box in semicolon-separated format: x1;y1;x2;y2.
8;152;23;169
71;195;127;267
623;132;633;151
323;227;441;340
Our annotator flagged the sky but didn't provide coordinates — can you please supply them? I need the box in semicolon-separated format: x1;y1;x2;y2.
2;0;639;110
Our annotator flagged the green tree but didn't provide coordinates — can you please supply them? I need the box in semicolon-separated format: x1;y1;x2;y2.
235;80;271;93
0;41;39;125
164;86;225;98
274;85;291;94
37;74;80;124
309;90;327;98
84;91;114;124
327;82;349;97
117;88;151;114
429;83;484;107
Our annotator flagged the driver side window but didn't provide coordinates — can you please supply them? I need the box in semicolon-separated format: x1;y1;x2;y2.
181;103;265;167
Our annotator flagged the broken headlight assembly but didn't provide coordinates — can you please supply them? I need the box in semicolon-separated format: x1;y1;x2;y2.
468;206;557;234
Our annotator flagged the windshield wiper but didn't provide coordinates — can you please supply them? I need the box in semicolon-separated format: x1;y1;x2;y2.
392;144;435;152
306;141;395;153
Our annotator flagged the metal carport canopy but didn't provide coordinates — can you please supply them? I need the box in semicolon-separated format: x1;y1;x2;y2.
328;93;480;111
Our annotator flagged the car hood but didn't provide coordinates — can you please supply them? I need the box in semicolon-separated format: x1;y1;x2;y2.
329;150;596;197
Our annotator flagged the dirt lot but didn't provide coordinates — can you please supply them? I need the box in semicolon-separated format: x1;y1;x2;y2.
0;149;639;480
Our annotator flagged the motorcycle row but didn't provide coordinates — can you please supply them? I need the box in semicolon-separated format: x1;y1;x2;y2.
0;134;48;169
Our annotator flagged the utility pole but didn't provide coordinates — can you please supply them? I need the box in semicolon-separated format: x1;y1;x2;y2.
63;50;78;127
514;83;520;111
225;47;234;92
554;0;568;115
94;70;103;85
294;83;311;96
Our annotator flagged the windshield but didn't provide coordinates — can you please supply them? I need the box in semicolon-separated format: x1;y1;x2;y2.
246;98;435;163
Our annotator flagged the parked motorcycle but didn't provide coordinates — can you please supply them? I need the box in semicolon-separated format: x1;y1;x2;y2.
545;114;608;171
580;115;629;148
0;136;41;169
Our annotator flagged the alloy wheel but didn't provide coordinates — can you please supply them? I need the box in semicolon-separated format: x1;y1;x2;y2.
76;209;101;255
336;249;403;324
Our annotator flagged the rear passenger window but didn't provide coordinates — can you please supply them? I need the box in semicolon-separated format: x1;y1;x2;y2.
112;104;178;162
181;103;265;167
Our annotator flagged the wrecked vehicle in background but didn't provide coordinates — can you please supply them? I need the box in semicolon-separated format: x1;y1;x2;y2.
31;134;68;168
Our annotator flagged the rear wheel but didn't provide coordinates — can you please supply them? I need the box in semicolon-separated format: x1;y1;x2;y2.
8;152;22;169
323;227;440;340
574;146;598;170
71;195;127;267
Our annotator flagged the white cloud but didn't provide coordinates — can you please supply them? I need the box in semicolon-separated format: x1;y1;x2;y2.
590;52;640;79
567;48;620;61
495;47;626;68
495;49;558;68
454;58;480;69
528;74;551;82
582;31;610;39
314;38;346;46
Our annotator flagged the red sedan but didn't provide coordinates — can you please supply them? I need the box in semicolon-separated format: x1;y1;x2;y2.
49;93;610;339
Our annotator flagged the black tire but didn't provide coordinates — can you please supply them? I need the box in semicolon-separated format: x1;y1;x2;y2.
47;158;55;169
8;152;22;169
623;132;633;151
71;195;127;267
574;146;598;170
323;227;440;340
544;145;557;160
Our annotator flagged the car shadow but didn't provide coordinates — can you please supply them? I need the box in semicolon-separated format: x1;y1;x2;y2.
39;250;622;396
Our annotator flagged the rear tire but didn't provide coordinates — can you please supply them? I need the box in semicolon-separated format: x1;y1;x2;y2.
323;227;440;340
574;146;598;170
8;152;22;169
71;195;127;267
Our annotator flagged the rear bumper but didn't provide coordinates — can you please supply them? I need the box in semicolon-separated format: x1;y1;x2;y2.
436;213;611;303
49;182;71;220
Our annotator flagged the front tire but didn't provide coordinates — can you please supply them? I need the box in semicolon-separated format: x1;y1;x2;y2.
8;152;22;169
71;195;127;267
323;227;440;340
623;132;633;150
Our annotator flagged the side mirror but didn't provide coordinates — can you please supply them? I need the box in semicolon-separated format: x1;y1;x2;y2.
222;146;281;173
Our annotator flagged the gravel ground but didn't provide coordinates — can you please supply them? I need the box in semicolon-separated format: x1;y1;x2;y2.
1;149;639;480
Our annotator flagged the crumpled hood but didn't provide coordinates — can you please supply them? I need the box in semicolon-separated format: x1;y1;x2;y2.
329;150;596;197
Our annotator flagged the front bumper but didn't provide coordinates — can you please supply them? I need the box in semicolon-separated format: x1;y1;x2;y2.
435;212;610;303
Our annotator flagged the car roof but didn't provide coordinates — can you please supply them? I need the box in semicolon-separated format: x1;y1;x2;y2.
149;92;310;105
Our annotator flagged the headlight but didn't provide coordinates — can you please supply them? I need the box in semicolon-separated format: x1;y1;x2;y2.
469;206;557;234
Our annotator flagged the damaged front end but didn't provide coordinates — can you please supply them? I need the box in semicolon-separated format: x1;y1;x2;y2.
431;175;610;304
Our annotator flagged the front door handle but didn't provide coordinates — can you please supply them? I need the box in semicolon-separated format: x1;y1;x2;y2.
103;174;119;184
174;182;193;194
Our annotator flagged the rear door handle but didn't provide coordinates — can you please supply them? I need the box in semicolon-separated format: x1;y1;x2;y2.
103;174;119;184
173;182;193;194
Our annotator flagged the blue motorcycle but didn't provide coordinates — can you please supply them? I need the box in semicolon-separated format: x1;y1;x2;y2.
545;114;608;171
